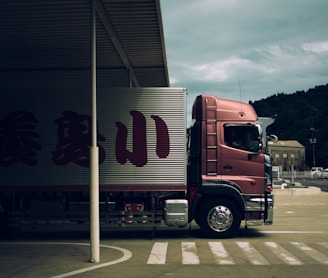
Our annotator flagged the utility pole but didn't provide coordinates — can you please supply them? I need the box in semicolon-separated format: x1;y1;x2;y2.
309;127;317;167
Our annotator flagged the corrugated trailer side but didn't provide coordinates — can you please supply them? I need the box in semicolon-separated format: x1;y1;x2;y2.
0;88;187;191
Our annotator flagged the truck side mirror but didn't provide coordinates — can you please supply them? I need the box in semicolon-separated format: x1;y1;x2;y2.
268;134;278;142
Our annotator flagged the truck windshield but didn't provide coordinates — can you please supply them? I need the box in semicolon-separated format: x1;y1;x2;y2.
224;124;262;153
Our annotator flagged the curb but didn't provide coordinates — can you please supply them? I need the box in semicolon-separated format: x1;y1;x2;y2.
273;186;322;196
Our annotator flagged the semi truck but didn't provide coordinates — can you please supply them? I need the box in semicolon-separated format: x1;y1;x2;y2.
0;87;275;238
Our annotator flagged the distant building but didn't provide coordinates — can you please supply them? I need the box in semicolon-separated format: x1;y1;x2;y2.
268;140;305;170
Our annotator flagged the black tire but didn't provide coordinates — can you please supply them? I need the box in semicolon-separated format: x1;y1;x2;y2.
198;198;241;238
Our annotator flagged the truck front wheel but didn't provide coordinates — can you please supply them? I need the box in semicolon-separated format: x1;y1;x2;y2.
198;199;241;238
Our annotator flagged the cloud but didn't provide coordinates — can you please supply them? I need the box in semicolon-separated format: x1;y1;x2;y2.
177;57;252;82
161;0;328;113
302;41;328;54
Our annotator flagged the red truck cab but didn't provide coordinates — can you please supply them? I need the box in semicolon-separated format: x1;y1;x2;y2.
187;94;274;238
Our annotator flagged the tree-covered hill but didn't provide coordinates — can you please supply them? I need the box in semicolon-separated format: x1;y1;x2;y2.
250;83;328;169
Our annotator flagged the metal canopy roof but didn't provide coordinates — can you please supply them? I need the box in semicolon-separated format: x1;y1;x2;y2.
0;0;169;88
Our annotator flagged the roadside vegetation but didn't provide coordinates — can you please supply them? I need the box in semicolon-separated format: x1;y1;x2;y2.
250;83;328;168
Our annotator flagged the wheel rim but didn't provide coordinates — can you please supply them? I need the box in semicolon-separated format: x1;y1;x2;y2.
207;205;233;232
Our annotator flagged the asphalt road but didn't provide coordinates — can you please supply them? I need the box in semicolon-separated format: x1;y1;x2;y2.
1;191;328;278
294;177;328;192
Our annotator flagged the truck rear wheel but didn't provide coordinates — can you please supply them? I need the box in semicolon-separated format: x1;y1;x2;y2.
198;199;241;238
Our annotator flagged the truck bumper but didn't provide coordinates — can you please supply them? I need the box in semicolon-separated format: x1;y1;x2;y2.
244;194;274;226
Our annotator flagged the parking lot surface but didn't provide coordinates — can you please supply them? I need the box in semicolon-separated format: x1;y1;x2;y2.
1;187;328;278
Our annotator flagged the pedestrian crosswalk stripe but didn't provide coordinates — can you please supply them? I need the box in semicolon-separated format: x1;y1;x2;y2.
146;241;328;265
181;242;200;265
147;242;168;264
236;242;270;265
291;242;328;264
264;242;302;265
208;242;234;265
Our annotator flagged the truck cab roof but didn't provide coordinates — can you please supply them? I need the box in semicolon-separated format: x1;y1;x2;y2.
192;94;258;122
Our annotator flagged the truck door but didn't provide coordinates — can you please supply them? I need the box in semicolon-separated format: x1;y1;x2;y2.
219;123;265;194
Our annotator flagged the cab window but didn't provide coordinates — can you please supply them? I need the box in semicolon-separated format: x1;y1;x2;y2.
224;124;262;152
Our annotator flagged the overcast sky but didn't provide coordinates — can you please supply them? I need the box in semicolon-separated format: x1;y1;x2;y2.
161;0;328;115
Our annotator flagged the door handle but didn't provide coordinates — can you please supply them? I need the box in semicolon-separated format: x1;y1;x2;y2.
223;165;232;170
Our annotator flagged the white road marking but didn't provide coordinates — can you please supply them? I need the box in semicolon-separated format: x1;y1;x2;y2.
265;242;302;265
147;242;168;264
208;242;235;265
3;240;328;269
181;242;200;265
0;242;132;278
236;242;270;265
291;242;328;264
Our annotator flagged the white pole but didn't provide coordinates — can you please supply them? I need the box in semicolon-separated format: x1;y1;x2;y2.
90;0;100;263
